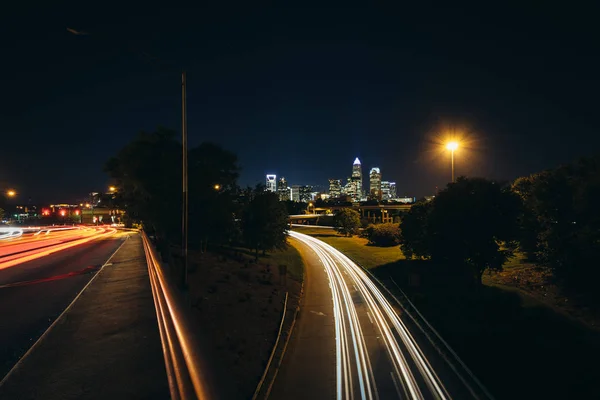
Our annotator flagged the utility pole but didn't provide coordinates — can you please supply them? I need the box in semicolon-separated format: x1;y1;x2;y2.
182;71;189;288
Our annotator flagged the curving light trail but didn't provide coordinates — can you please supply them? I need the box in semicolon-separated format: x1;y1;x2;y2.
290;231;454;400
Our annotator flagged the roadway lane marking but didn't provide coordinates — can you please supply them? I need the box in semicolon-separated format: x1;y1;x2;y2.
366;311;374;325
310;310;327;316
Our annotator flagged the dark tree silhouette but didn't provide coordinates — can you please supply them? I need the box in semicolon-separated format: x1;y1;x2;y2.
401;177;521;286
242;191;288;261
333;208;361;236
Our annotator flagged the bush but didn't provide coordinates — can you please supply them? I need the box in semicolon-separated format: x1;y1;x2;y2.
362;223;401;246
333;208;361;236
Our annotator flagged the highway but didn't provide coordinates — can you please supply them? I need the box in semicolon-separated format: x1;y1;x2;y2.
272;231;491;400
0;226;124;379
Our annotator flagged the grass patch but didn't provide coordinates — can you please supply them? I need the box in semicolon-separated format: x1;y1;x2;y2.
262;243;305;282
292;226;404;269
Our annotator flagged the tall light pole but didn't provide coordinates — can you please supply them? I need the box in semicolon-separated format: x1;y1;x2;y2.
182;71;189;288
446;141;458;183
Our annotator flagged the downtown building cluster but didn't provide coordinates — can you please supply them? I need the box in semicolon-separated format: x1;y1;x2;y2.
266;157;411;203
328;158;398;202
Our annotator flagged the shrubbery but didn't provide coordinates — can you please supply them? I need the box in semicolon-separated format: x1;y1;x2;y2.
362;223;401;247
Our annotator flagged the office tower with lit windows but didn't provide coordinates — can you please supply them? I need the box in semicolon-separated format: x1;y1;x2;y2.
291;185;300;202
389;182;397;199
369;167;382;200
328;179;342;198
351;157;362;199
266;174;277;192
299;185;313;203
381;181;391;200
277;177;290;201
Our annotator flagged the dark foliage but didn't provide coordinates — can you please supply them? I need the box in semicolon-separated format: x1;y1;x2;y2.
400;177;521;286
242;191;289;260
333;208;361;236
361;223;401;246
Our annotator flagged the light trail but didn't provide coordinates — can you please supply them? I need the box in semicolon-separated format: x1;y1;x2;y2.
0;227;116;270
290;231;456;400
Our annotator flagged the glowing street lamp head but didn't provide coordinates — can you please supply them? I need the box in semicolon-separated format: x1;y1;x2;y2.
109;186;116;192
6;190;16;197
213;184;221;190
446;141;459;151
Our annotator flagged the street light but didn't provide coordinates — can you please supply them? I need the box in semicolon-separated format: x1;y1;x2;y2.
109;186;116;192
6;190;16;197
446;141;459;182
213;184;221;191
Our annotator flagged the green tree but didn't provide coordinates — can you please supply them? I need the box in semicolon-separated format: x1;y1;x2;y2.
401;178;521;286
333;208;361;236
361;223;401;246
188;142;240;250
104;127;181;239
104;128;240;251
283;200;306;215
399;201;433;259
242;191;288;261
517;156;600;296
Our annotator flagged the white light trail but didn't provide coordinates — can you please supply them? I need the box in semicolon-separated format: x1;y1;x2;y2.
290;231;452;400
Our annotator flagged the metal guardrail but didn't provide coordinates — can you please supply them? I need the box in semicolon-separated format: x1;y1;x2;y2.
252;292;288;400
141;231;215;400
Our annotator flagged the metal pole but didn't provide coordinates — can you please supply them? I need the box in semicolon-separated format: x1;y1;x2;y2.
182;71;188;287
451;150;455;183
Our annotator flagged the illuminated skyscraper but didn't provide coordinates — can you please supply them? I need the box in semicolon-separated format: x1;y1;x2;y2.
389;182;397;199
278;177;290;201
351;157;362;200
266;174;277;192
369;167;382;200
381;181;391;200
328;179;342;198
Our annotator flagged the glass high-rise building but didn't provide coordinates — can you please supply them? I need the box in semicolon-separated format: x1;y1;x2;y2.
266;174;277;192
277;177;290;201
291;185;300;202
328;179;342;198
369;167;382;200
381;181;391;200
389;182;397;199
351;158;362;198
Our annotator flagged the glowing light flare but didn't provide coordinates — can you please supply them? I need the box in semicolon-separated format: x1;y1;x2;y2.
6;190;16;197
446;141;458;151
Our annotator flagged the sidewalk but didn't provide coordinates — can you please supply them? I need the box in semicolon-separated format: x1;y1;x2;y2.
0;233;169;400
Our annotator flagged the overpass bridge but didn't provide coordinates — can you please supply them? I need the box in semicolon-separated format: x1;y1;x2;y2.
291;203;412;225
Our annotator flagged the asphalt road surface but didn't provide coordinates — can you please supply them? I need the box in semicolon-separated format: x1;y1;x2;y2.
272;231;492;400
0;230;124;379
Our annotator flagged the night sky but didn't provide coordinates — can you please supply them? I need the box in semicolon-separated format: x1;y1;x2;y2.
2;4;599;203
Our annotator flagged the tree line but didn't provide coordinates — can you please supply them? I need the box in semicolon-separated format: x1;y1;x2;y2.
104;127;289;261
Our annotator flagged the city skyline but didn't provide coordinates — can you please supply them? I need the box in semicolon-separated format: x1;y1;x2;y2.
267;156;408;202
